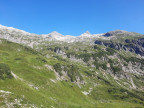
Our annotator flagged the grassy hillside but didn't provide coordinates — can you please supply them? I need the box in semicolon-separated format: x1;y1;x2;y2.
0;39;144;108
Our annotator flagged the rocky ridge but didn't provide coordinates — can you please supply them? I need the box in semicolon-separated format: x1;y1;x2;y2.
0;25;116;47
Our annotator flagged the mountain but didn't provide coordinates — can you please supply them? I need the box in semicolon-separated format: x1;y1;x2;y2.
103;30;140;37
0;25;144;108
0;25;107;45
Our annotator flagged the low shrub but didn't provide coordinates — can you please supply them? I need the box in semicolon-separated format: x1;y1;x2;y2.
53;63;62;76
0;63;13;80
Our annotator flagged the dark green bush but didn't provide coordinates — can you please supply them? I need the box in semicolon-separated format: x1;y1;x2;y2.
64;46;69;50
0;63;13;80
101;63;107;70
54;63;83;82
106;47;116;55
53;63;62;74
15;58;22;60
93;45;101;50
66;52;76;58
108;59;114;64
66;53;71;58
53;56;66;61
92;51;107;58
47;47;54;51
36;57;47;63
78;53;91;63
120;55;144;65
97;76;111;85
66;64;82;82
24;46;38;54
84;71;93;77
93;61;100;69
111;65;121;74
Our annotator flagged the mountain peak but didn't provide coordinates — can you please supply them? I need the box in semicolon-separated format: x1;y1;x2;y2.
85;31;90;34
49;31;63;36
80;31;91;37
103;30;130;37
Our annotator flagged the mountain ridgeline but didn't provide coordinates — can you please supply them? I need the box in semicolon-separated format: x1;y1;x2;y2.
0;25;144;108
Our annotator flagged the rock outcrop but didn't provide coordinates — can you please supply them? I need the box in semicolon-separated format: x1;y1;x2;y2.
95;38;144;56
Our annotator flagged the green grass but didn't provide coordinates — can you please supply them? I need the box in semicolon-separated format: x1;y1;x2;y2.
0;39;144;108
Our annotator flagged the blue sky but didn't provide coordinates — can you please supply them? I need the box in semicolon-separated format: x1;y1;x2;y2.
0;0;144;35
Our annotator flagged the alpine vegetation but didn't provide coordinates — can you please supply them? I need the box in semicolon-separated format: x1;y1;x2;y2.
0;25;144;108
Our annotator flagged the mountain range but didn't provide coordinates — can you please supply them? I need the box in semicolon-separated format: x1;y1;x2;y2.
0;25;144;108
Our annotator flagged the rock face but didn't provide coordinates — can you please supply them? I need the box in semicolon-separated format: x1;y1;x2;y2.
95;38;144;56
125;38;144;55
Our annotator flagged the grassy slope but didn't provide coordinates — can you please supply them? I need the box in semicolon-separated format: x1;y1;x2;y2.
0;39;143;108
